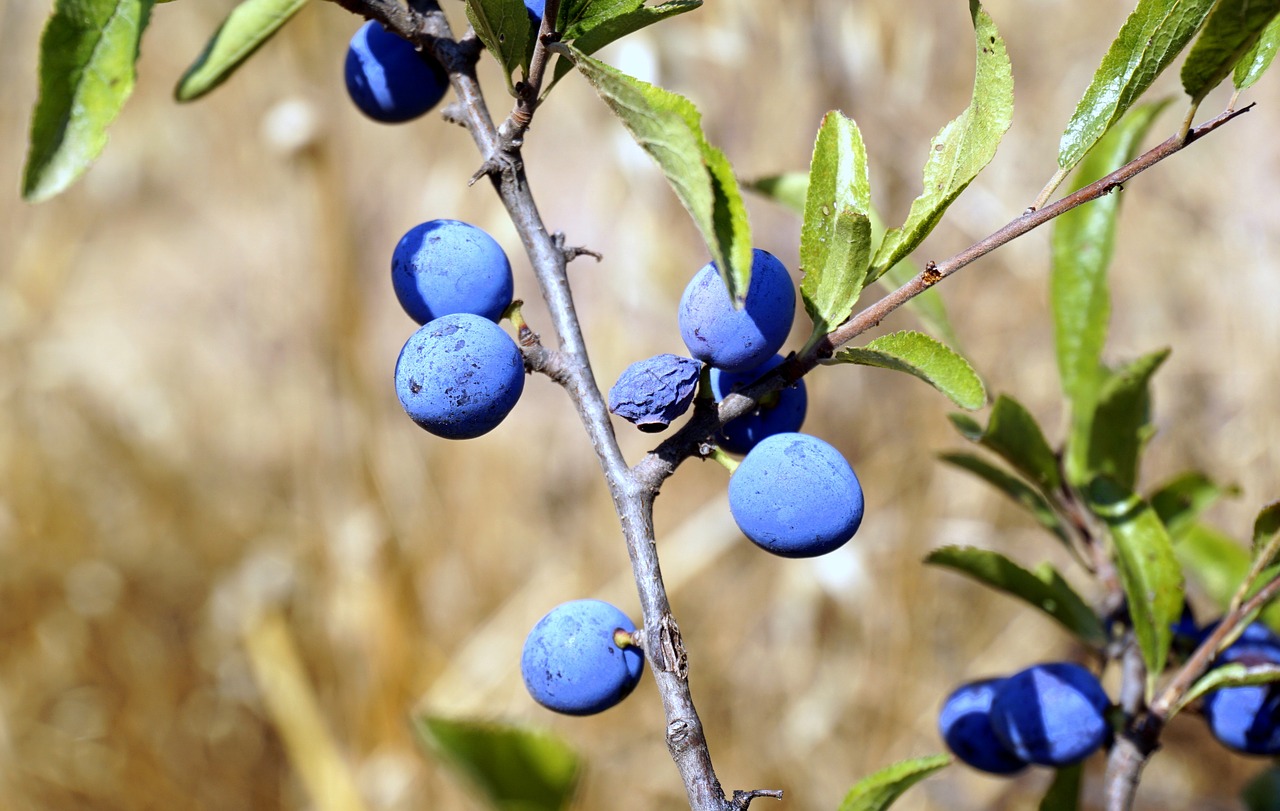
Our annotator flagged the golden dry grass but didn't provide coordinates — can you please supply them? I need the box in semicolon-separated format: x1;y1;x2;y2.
2;1;1279;809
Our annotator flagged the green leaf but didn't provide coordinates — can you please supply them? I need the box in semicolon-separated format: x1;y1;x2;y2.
925;545;1107;647
868;0;1013;282
799;111;873;346
1081;349;1170;491
1243;766;1280;811
174;0;308;102
1178;522;1280;630
1254;501;1280;556
745;174;961;349
1053;101;1168;414
1182;0;1280;104
1038;763;1084;811
1234;12;1280;89
22;0;157;202
1174;661;1280;716
565;45;752;303
468;0;536;88
830;331;985;410
1086;479;1184;691
836;754;951;811
414;715;580;811
1058;0;1214;174
1149;470;1238;537
547;1;701;91
938;452;1071;546
949;394;1062;494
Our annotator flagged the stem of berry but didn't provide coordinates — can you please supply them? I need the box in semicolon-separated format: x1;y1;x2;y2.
326;1;775;807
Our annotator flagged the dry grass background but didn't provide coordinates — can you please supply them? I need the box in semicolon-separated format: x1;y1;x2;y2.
2;1;1278;809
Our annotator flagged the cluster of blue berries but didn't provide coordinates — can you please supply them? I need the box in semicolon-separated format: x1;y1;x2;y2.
938;662;1112;773
609;249;864;559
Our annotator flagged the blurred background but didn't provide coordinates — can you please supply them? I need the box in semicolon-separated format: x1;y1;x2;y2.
2;0;1278;809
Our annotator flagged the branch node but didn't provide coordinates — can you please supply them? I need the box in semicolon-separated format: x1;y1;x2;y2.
732;789;785;809
656;613;689;678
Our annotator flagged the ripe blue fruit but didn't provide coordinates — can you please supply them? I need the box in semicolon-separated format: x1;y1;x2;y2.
391;220;514;325
678;249;796;373
728;433;863;558
1203;634;1280;755
524;0;546;17
394;313;524;439
989;662;1111;767
608;354;701;432
709;354;807;454
521;599;645;716
344;21;449;123
938;679;1028;775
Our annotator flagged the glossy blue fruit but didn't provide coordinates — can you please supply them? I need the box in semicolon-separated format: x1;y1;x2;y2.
608;354;701;432
345;21;449;123
989;662;1111;767
709;354;807;454
524;0;546;17
938;679;1029;775
1203;637;1280;755
678;249;796;373
392;220;514;325
394;313;524;439
521;599;645;716
728;433;863;558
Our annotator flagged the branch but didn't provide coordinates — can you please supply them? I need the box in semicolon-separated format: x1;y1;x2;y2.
324;1;772;807
633;103;1254;491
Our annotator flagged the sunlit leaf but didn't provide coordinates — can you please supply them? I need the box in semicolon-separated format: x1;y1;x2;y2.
1254;501;1280;558
1083;349;1169;491
1182;0;1280;104
926;545;1107;647
949;394;1061;494
938;452;1071;546
175;0;308;101
836;754;951;811
414;715;580;811
566;45;753;303
1087;478;1184;692
869;0;1013;282
799;111;873;346
23;0;157;202
1234;12;1280;89
1058;0;1214;174
468;0;535;88
831;331;985;410
548;1;701;89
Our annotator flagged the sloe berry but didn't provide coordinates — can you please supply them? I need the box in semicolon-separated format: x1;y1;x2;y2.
709;354;807;454
521;599;645;716
392;220;514;325
344;21;449;123
989;662;1111;767
678;249;795;373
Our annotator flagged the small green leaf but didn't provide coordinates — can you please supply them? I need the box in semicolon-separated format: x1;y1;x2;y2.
1083;349;1170;491
949;394;1062;495
548;1;701;90
1086;479;1184;691
467;0;535;88
566;45;752;302
1243;766;1280;811
837;754;951;811
800;111;873;346
1038;762;1084;811
830;331;985;410
926;545;1107;647
1174;661;1280;716
23;0;157;202
1058;0;1214;174
174;0;308;101
1053;101;1168;414
868;0;1013;282
1254;501;1280;555
1234;12;1280;89
1149;470;1239;537
414;715;580;811
558;0;637;38
1182;0;1280;104
1178;523;1280;630
938;452;1071;546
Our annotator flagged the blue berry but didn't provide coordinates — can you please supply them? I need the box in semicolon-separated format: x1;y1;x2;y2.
521;599;645;716
709;354;807;454
344;21;449;123
1203;636;1280;755
678;249;796;373
938;679;1028;775
1199;619;1280;652
394;313;524;439
728;433;863;558
524;0;546;18
391;220;514;325
608;354;701;432
989;662;1111;767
